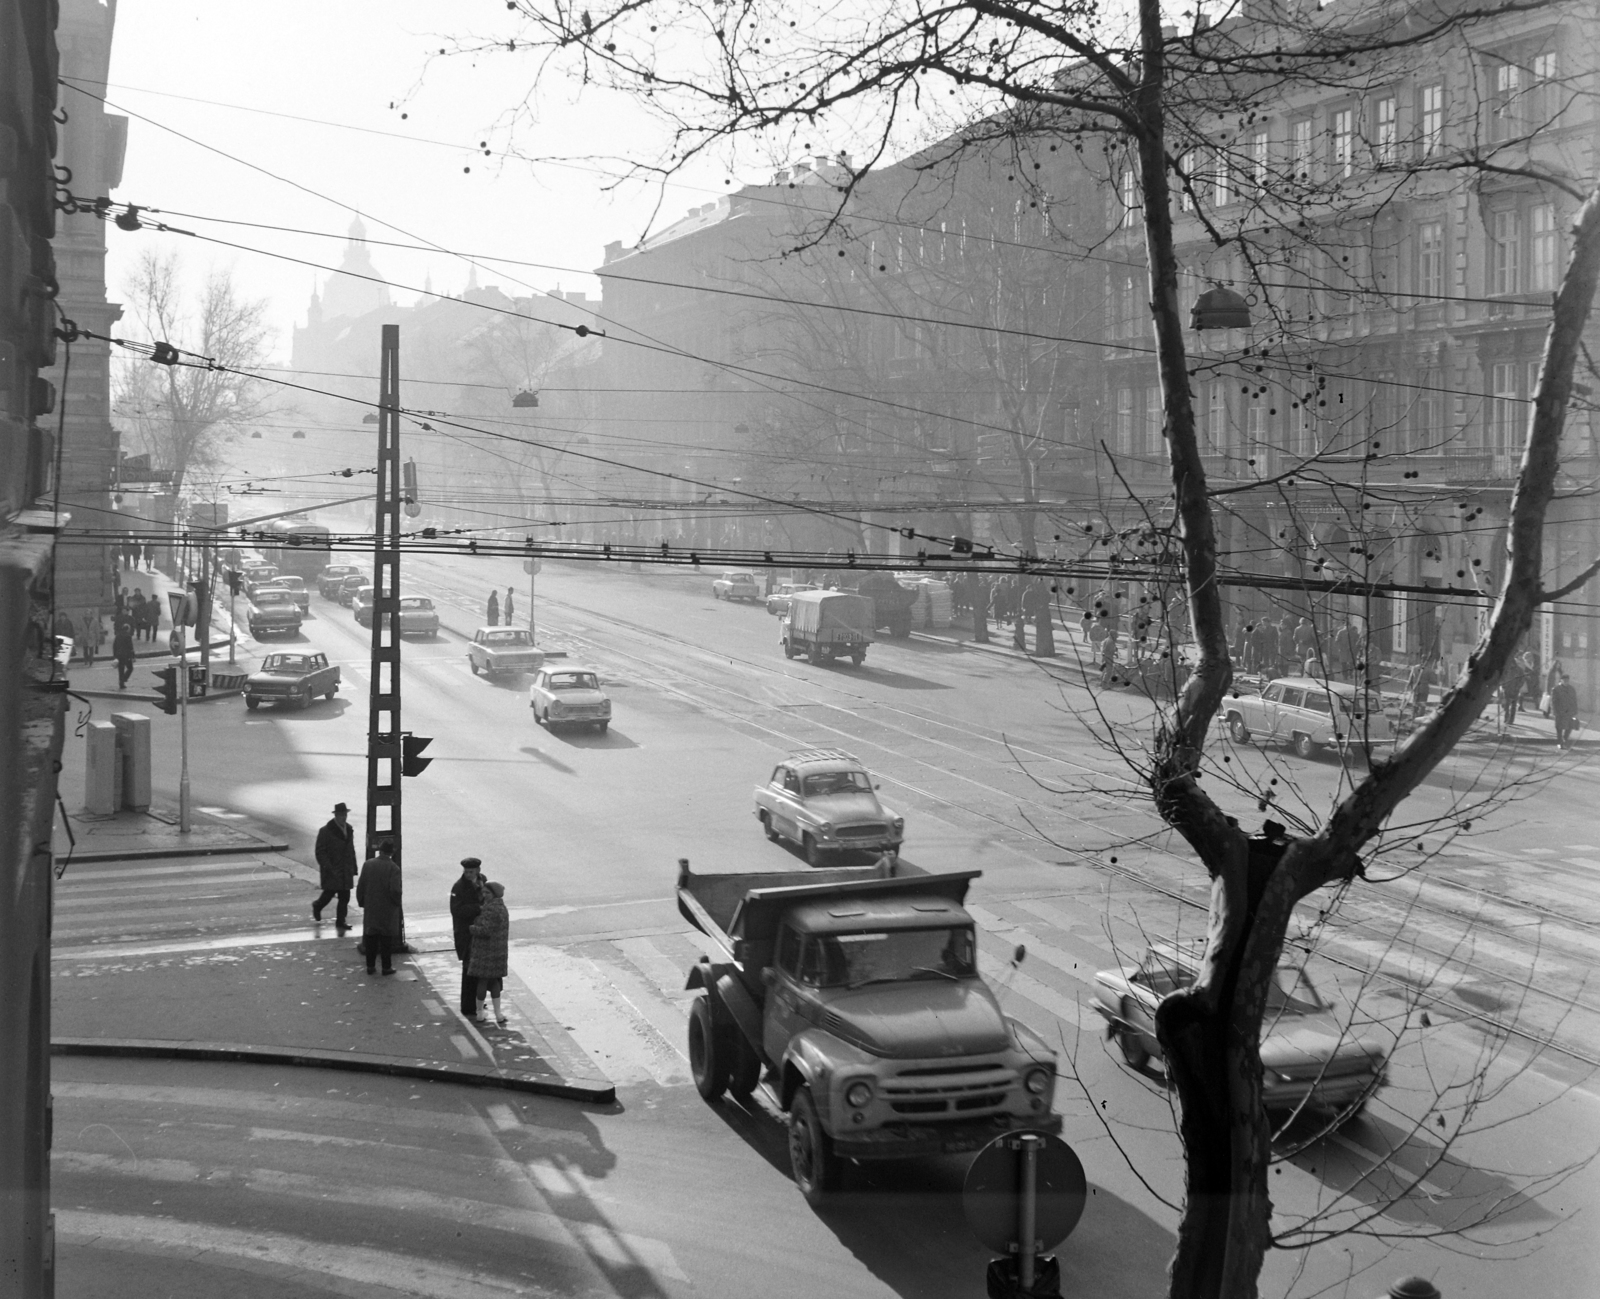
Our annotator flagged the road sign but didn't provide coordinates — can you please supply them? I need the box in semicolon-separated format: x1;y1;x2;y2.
523;558;542;575
963;1131;1086;1255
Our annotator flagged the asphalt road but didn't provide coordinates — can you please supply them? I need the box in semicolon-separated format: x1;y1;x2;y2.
52;549;1600;1298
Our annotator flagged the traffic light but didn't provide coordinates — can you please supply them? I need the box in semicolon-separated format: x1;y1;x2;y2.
401;734;432;777
225;568;242;596
153;666;179;715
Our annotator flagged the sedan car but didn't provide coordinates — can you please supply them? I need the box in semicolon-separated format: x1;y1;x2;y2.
754;748;904;866
317;564;365;598
1090;941;1389;1122
529;666;611;733
712;570;762;602
1224;677;1394;760
272;574;311;613
397;596;440;638
247;588;303;639
335;573;368;607
766;581;818;617
351;585;376;628
244;651;340;711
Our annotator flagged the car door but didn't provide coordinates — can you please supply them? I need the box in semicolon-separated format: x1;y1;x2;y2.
1257;683;1284;739
768;766;798;839
1274;687;1304;741
763;925;816;1064
530;670;550;713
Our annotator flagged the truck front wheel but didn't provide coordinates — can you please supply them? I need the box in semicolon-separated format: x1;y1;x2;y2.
728;1036;761;1102
789;1086;842;1206
688;998;727;1102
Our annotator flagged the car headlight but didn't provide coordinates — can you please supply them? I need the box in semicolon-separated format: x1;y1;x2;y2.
550;700;563;712
1023;1066;1054;1097
820;822;833;835
600;700;611;712
892;817;904;832
844;1079;874;1109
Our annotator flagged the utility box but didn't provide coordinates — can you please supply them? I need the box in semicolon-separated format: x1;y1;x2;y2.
84;721;121;815
111;712;152;811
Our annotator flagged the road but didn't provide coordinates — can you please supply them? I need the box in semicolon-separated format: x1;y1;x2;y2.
52;548;1600;1298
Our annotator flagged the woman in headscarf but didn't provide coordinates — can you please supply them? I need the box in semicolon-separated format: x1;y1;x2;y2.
467;881;510;1025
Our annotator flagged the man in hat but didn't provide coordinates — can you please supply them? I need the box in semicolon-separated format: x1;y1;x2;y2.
450;857;486;1015
312;801;358;931
356;840;403;975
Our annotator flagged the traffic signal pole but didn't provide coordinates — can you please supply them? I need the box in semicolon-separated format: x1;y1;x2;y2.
177;619;191;833
367;325;404;865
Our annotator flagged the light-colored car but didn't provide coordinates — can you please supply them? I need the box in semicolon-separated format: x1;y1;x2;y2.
754;748;904;866
336;573;368;607
239;561;279;586
468;626;543;678
529;665;611;733
397;596;440;638
247;588;302;639
712;569;762;602
244;651;340;711
1223;676;1393;760
244;576;291;604
1091;941;1389;1121
317;564;364;598
765;581;818;616
271;574;311;612
351;585;376;628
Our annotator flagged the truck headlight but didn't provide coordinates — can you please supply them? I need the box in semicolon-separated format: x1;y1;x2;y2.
844;1080;874;1109
1023;1066;1053;1097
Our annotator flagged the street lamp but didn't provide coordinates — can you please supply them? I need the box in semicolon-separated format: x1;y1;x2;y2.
1190;285;1252;330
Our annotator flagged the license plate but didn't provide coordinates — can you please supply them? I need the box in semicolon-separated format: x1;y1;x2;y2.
943;1135;983;1153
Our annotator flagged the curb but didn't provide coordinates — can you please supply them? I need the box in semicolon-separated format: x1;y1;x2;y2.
70;688;244;705
56;836;291;864
51;1037;615;1103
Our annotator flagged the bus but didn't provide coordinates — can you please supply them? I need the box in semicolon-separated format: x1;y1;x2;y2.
258;517;334;580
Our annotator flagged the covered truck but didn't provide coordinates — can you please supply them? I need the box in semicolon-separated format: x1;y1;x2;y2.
676;858;1061;1205
780;590;874;665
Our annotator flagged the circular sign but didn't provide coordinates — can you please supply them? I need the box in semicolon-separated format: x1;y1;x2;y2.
168;629;183;655
522;558;542;575
962;1131;1087;1254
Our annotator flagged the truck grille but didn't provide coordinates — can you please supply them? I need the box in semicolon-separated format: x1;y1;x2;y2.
882;1062;1014;1115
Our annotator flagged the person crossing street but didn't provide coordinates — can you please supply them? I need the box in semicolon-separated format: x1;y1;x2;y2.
312;802;358;932
486;589;500;626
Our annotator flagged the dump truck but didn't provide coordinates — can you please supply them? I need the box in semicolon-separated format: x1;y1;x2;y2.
780;589;875;665
676;858;1062;1205
850;571;917;638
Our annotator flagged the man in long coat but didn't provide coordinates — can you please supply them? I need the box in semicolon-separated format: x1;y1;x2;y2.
312;801;358;931
355;840;403;975
450;858;485;1015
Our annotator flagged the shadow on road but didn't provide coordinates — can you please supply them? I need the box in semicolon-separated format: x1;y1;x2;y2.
519;745;577;774
245;699;355;722
545;727;641;750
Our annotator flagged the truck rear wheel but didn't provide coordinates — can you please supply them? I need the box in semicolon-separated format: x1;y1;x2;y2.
789;1085;842;1206
688;998;727;1102
782;639;796;659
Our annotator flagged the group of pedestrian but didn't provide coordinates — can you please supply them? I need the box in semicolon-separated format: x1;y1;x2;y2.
485;587;516;627
118;540;155;571
312;803;513;1016
115;586;162;642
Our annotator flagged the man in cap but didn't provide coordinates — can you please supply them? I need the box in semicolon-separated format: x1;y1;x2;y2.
450;857;486;1015
356;840;403;975
312;801;358;932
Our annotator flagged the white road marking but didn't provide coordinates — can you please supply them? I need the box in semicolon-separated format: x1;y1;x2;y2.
62;859;270;882
967;905;1090;1028
486;1103;520;1131
56;1208;562;1297
978;951;1090;1037
1326;1130;1454;1201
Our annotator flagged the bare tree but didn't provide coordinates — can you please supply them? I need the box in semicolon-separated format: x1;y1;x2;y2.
482;1;1600;1293
113;249;274;501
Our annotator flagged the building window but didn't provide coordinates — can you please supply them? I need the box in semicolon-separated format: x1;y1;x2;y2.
1530;50;1559;123
1491;209;1521;295
1419;83;1443;157
1374;96;1398;166
1207;382;1229;454
1246;395;1268;460
1116;388;1135;455
1488;361;1521;455
1291;119;1314;181
1491;60;1522;140
1248;130;1268;195
1416;221;1443;302
1530;203;1558;291
1121;170;1139;228
1213;146;1231;208
1144;385;1163;455
1331;108;1355;178
1413;370;1443;450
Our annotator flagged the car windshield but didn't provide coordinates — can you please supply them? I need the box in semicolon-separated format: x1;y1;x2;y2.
484;630;530;645
256;591;294;605
399;598;433;610
1301;692;1332;714
802;927;977;988
724;571;755;581
547;673;598;691
261;655;309;672
802;770;872;797
277;577;305;591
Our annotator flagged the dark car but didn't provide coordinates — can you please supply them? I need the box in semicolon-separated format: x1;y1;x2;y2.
336;573;368;607
318;564;365;598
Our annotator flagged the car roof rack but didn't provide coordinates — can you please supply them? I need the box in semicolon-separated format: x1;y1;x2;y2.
785;747;862;767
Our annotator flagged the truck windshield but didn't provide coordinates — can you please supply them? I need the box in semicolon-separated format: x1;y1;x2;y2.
802;770;871;797
803;927;977;988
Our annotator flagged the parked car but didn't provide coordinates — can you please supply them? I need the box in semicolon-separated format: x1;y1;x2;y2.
351;585;376;628
272;574;311;613
766;581;818;617
335;573;368;607
397;596;440;638
712;569;762;602
678;859;1060;1205
1090;941;1389;1122
246;588;302;639
244;575;291;604
244;651;340;711
317;564;365;598
529;665;611;732
238;562;279;589
754;748;904;865
468;626;543;678
1223;676;1394;760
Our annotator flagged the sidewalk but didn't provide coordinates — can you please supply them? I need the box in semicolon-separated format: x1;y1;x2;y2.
57;803;290;864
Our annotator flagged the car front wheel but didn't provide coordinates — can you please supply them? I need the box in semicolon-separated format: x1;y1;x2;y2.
1227;713;1250;743
803;834;826;867
788;1086;842;1206
245;696;259;711
470;659;481;675
1292;732;1318;760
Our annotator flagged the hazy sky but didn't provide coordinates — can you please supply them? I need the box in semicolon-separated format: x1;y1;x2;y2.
97;1;738;362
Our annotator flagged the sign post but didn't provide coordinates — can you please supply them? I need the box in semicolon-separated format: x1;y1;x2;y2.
523;555;541;644
963;1130;1086;1299
166;590;199;833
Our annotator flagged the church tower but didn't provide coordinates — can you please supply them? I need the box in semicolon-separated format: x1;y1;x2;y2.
319;216;394;320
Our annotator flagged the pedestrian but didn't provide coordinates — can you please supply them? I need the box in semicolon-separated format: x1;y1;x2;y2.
111;619;135;690
1544;659;1564;715
355;839;403;975
137;594;157;642
114;585;128;619
1257;620;1280;678
504;586;515;626
312;801;358;932
467;880;510;1025
144;541;155;570
1550;672;1579;749
486;589;499;627
1293;617;1316;664
450;857;485;1016
1498;656;1524;733
1408;657;1435;713
1519;650;1541;711
78;609;100;665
